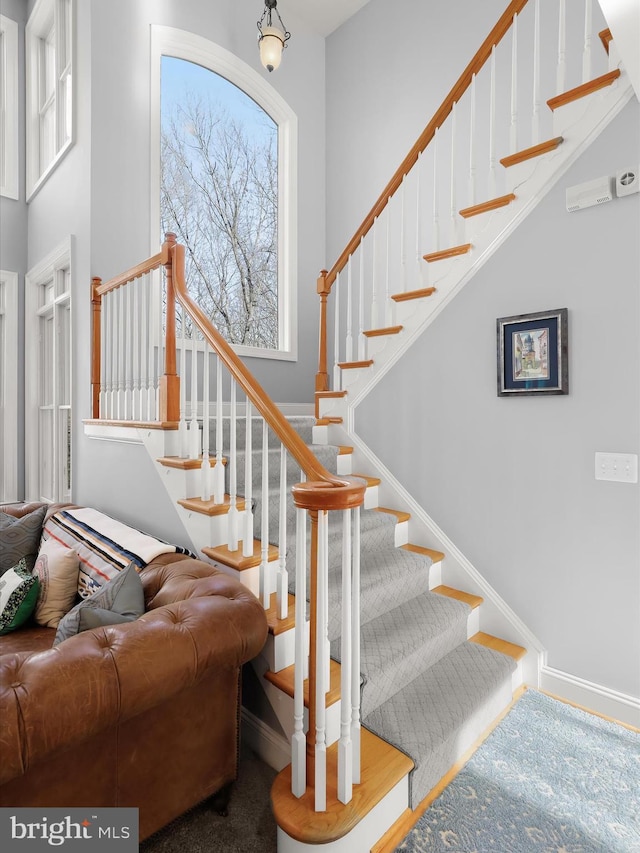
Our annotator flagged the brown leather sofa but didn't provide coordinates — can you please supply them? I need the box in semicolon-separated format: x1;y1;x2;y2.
0;502;268;841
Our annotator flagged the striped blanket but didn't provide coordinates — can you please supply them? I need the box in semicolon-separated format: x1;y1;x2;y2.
43;508;194;598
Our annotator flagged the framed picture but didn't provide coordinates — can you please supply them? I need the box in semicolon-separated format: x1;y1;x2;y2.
497;308;568;396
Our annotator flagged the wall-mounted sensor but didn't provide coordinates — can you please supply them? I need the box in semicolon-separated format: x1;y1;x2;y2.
566;176;613;212
616;167;639;197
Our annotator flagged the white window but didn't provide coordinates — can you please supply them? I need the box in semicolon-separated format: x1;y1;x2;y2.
0;15;19;199
26;0;74;199
0;270;19;500
25;240;73;503
151;26;298;361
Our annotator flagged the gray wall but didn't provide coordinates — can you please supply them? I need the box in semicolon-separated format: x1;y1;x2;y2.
328;0;639;698
1;0;28;497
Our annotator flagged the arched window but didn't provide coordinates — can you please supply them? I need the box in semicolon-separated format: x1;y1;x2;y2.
151;27;297;360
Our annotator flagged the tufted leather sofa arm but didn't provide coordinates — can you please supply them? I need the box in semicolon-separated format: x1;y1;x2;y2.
0;553;268;787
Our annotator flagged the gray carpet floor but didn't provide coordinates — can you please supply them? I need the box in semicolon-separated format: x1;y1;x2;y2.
139;742;277;853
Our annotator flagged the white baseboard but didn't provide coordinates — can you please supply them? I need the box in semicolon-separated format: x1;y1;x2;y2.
241;707;291;772
540;665;640;729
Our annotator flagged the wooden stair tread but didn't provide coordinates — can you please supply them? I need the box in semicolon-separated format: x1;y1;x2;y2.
459;193;516;218
271;727;414;845
376;506;410;524
338;359;374;370
547;69;621;111
84;419;178;430
157;455;225;470
391;287;436;303
338;445;353;455
265;658;342;708
316;417;343;425
500;136;563;168
177;495;246;516
599;28;612;55
351;473;382;487
423;243;472;263
401;543;445;563
363;325;403;337
265;592;296;636
202;539;278;570
316;390;347;398
433;585;483;610
470;631;527;661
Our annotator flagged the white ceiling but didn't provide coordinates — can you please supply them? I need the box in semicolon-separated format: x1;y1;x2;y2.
279;0;372;37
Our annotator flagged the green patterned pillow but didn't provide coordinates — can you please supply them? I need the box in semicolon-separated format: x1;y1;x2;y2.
0;558;41;634
0;507;47;575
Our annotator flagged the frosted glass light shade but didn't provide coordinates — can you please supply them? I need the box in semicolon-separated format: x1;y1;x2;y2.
259;25;285;72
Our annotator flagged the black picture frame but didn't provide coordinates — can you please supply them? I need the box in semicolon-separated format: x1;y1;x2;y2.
497;308;568;396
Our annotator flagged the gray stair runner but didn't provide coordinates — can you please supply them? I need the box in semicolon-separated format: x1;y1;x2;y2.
215;415;517;809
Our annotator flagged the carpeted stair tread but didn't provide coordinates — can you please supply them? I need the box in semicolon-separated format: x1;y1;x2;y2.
363;640;516;808
334;592;471;717
212;415;316;451
325;545;433;641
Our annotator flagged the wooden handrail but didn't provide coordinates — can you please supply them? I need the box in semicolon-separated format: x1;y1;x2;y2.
169;235;365;510
323;0;530;291
95;245;170;296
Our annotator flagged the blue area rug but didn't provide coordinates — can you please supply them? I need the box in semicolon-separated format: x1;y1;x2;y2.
396;689;640;852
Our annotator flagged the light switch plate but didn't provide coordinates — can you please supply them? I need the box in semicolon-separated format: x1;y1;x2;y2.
594;452;638;483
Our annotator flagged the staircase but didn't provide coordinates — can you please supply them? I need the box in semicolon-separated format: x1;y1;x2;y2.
85;3;635;850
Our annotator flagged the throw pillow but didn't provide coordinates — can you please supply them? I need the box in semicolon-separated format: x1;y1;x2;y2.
0;559;41;634
32;537;80;628
54;562;145;645
0;507;47;575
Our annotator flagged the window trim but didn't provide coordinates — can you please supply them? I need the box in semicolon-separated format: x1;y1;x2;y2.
0;270;19;499
0;15;19;199
25;237;73;502
25;0;75;201
150;25;298;361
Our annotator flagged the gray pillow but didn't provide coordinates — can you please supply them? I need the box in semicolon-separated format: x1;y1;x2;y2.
0;507;47;575
54;562;145;645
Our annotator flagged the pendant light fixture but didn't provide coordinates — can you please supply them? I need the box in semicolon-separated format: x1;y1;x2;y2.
257;0;290;72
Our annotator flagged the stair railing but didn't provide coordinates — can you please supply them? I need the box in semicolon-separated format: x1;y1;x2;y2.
317;0;612;394
90;234;366;813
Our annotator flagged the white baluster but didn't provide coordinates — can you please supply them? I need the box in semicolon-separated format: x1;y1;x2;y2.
291;507;307;798
189;325;200;459
582;0;592;84
338;508;353;804
384;200;392;327
450;100;458;244
103;292;111;418
145;283;153;422
178;306;188;457
557;0;567;95
351;505;361;784
469;74;477;208
124;285;131;420
357;239;366;360
260;419;270;608
277;444;288;619
156;274;163;421
117;287;124;420
228;378;239;551
201;343;211;501
400;175;407;293
370;220;379;329
243;398;254;557
433;127;440;251
333;272;341;390
315;509;328;812
488;47;497;199
214;357;225;504
345;257;353;363
415;151;423;278
510;13;519;154
531;0;541;146
132;281;139;420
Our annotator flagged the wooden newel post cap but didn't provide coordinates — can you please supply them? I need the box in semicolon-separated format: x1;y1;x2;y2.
292;477;366;512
